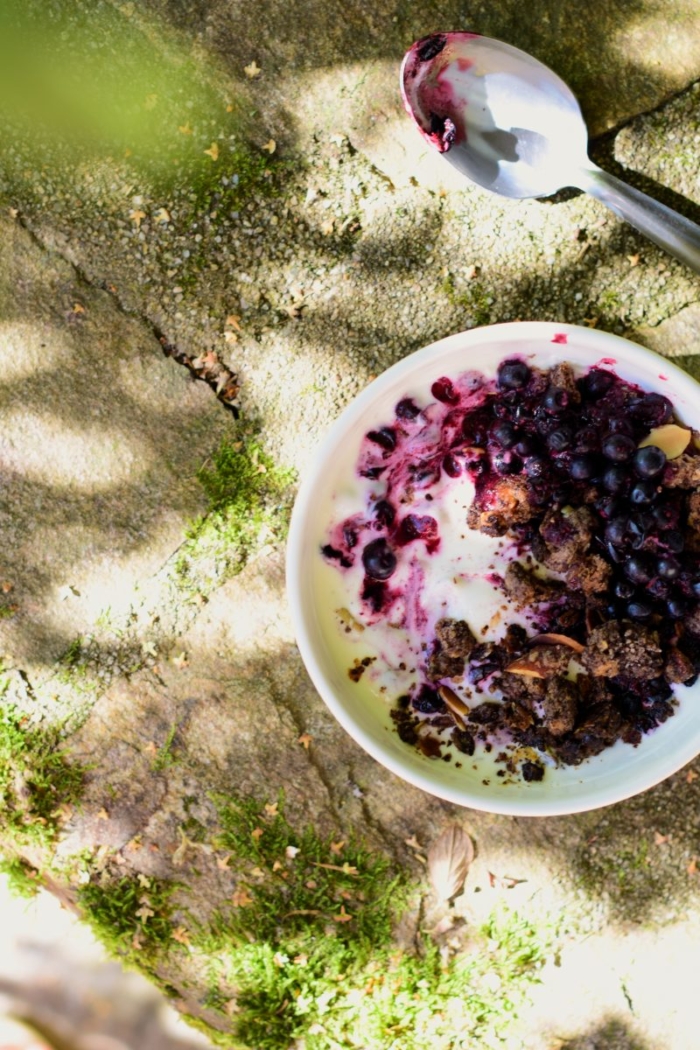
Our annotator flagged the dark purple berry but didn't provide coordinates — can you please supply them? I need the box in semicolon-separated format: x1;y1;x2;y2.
362;538;397;580
630;393;673;427
581;369;615;401
667;597;688;619
614;579;636;600
442;453;462;478
569;453;599;480
648;577;672;599
663;530;685;554
524;455;547;478
491;421;517;448
602;466;630;494
692;580;700;599
366;427;397;452
605;517;628;547
606;417;635;437
595;495;623;520
431;377;459;404
543;386;570;414
547;426;574;452
396;514;439;547
412;684;444;713
497;359;531;390
630;479;658;506
492;450;522;475
625;555;653;585
633;445;667;478
574;426;600;452
601;433;636;462
373;499;395;527
652;503;679;528
627;600;653;621
657;557;681;580
395;397;420;420
343;526;358;548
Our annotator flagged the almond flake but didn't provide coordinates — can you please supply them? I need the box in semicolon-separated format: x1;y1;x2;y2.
529;633;585;654
638;424;691;460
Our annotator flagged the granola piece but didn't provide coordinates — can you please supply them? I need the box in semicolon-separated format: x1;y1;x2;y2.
501;623;529;654
688;491;700;533
505;643;572;678
539;506;595;573
548;362;581;403
521;759;545;781
665;647;696;685
467;476;536;536
467;702;503;726
541;676;578;736
434;617;476;658
566;554;611;596
502;562;563;608
581;620;663;680
427;649;465;681
501;701;534;732
497;671;547;705
664;454;700;488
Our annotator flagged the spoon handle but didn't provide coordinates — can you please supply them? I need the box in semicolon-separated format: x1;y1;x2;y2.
576;164;700;274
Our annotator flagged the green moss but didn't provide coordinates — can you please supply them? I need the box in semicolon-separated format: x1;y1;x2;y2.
79;874;180;964
176;432;295;584
0;854;41;898
152;722;179;772
0;705;84;849
190;794;547;1050
442;272;492;326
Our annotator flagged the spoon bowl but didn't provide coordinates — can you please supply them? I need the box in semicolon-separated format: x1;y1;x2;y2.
401;33;700;271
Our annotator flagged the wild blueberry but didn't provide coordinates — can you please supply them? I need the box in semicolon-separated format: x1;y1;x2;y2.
630;392;673;427
581;369;615;401
373;499;395;528
542;386;569;414
366;427;397;451
652;503;679;528
547;426;574;452
614;579;636;600
601;433;636;462
602;465;630;494
395;397;420;420
633;445;667;478
361;538;397;580
630;479;658;506
606;416;635;437
431;377;459;404
442;453;462;477
497;359;531;390
492;450;522;475
574;426;600;452
605;517;628;547
515;436;537;456
657;556;681;580
663;530;685;554
627;600;653;621
490;421;517;448
412;684;445;713
648;577;671;599
595;495;623;520
625;555;652;585
524;455;547;478
569;453;599;480
667;596;688;619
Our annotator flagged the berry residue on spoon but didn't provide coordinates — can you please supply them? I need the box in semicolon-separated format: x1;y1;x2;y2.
321;356;700;782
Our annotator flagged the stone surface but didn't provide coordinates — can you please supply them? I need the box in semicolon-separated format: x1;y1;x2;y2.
0;0;699;1048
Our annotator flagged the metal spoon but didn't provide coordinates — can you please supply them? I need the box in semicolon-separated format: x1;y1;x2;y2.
401;32;700;273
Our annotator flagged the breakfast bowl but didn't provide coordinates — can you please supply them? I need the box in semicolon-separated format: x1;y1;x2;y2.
286;321;700;815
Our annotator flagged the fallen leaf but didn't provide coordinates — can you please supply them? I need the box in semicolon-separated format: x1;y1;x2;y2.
142;641;157;657
173;925;191;945
204;142;219;161
405;835;423;851
654;831;670;846
136;903;155;922
285;845;300;860
273;952;288;967
250;866;266;878
143;741;158;756
224;330;238;343
264;802;279;817
333;905;353;923
427;824;474;903
97;808;109;821
216;854;231;870
298;733;313;749
688;856;698;876
320;219;334;236
72;302;86;315
129;208;146;227
226;315;242;330
172;651;189;670
262;139;276;154
305;879;317;888
251;827;264;842
226;104;234;113
244;61;261;78
231;888;254;907
687;770;699;783
154;207;170;224
127;837;143;852
330;840;345;855
178;122;193;135
1;581;13;593
627;253;640;266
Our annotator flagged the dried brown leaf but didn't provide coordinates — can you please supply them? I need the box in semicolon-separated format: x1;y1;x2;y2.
427;824;474;902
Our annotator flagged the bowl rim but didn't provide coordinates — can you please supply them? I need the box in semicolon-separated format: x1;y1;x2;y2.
286;321;700;816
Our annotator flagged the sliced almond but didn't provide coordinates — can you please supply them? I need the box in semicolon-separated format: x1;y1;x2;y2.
438;683;469;717
529;633;585;654
638;424;691;460
503;657;547;679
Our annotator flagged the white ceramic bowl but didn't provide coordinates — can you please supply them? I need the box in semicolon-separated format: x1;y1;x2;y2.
287;322;700;815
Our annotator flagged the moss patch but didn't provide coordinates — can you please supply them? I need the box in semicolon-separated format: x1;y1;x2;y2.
176;431;295;585
0;703;85;849
79;874;180;966
185;794;547;1050
0;855;42;898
